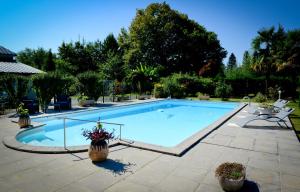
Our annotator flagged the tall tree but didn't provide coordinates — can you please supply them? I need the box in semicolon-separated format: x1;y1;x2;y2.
122;2;226;76
58;41;101;75
17;48;49;70
17;48;35;66
102;34;119;60
276;29;300;80
242;51;251;67
252;25;286;92
46;49;55;71
101;53;125;81
33;48;48;70
227;53;237;70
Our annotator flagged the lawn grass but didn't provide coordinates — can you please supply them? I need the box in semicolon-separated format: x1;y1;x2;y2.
287;101;300;140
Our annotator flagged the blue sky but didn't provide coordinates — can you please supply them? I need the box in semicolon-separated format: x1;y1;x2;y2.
1;0;299;64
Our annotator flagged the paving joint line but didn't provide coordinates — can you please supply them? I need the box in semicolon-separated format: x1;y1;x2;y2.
202;141;278;155
102;154;163;191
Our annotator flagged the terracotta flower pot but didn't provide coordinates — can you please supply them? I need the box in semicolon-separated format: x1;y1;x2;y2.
18;117;31;128
88;142;109;162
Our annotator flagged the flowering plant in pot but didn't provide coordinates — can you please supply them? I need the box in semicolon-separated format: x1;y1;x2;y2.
17;103;31;128
82;122;114;162
215;162;246;191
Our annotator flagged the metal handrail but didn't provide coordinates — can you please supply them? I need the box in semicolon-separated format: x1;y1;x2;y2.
56;117;124;149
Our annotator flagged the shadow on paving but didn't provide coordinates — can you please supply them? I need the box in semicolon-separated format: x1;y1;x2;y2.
243;125;291;130
236;180;260;192
93;159;136;176
93;103;115;108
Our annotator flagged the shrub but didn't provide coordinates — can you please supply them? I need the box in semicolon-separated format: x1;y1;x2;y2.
155;74;215;98
77;71;103;101
32;72;74;112
198;77;215;95
154;83;167;98
253;92;267;103
267;86;278;100
214;81;232;99
160;75;185;98
0;74;30;107
159;73;207;98
197;92;210;100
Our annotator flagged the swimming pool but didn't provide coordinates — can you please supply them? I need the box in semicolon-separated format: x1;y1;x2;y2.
16;100;239;149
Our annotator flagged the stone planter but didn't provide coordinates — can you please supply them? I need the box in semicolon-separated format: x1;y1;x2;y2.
217;170;245;191
259;108;272;115
79;99;95;107
88;142;109;162
18;116;31;128
198;95;210;100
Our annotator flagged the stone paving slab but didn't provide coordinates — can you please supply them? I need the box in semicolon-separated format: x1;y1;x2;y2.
0;104;300;191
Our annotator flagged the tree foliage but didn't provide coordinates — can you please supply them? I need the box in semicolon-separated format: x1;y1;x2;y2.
127;64;159;93
32;72;74;112
76;71;103;101
101;53;125;81
252;25;286;79
102;33;120;61
251;25;300;93
17;48;56;71
227;53;237;70
0;74;30;107
121;2;226;76
58;41;102;75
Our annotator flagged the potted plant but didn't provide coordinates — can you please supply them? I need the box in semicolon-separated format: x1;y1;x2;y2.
82;122;114;162
215;162;246;191
77;94;94;107
17;103;31;128
258;102;273;114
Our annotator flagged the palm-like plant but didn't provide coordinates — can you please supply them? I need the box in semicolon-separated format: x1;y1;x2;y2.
128;64;158;94
251;26;286;92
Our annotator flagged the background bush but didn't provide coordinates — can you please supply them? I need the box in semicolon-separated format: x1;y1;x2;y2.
214;81;232;99
154;83;167;98
32;72;74;112
76;71;103;101
0;74;30;107
253;92;267;103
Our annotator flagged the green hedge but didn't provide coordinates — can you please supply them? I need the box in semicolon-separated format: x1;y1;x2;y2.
225;76;297;98
154;73;215;98
0;74;30;107
32;72;74;112
77;71;103;101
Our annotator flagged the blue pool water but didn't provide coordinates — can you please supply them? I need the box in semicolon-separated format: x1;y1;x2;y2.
17;100;238;147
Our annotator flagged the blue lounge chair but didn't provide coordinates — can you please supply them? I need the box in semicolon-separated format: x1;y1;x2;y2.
237;108;294;128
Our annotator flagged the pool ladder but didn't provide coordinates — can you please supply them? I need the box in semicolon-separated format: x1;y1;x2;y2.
57;117;131;149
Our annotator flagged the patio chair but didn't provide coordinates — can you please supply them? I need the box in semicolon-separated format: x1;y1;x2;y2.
247;99;289;114
22;97;39;114
237;107;294;128
54;95;72;111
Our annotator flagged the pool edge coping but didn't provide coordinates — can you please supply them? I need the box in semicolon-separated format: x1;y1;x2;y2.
3;101;247;156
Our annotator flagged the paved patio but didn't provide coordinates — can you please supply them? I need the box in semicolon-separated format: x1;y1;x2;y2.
1;104;300;192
